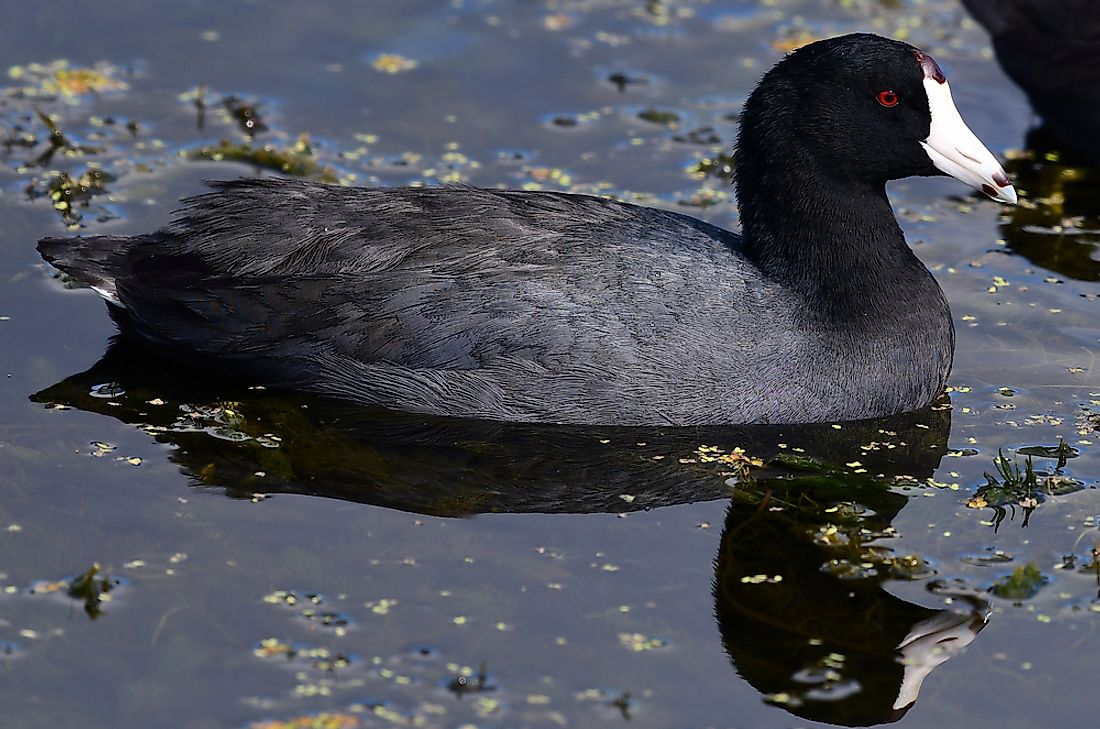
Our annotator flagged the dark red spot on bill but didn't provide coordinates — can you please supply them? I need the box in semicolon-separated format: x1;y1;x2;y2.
981;183;997;197
993;171;1011;187
913;50;946;84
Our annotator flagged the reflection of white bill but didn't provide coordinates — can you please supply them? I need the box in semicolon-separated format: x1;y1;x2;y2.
894;608;991;711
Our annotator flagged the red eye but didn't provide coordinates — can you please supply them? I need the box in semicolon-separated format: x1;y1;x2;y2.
877;89;899;107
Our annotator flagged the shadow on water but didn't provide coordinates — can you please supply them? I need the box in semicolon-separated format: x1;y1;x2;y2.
31;339;987;725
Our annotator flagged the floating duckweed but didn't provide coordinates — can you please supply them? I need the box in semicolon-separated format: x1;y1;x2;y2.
678;186;730;208
367;598;398;615
188;136;339;183
250;712;361;729
636;108;680;126
739;574;783;584
524;166;573;187
772;30;820;53
263;589;322;607
819;559;877;580
694;445;763;467
371;54;418;74
991;562;1047;601
543;13;575;31
617;632;667;651
254;637;294;658
545;110;600;130
764;691;800;706
32;168;115;224
54;69;125;96
888;553;933;579
299;606;350;629
28;579;69;595
65;563;116;619
4;60;127;100
673;126;721;145
89;441;115;457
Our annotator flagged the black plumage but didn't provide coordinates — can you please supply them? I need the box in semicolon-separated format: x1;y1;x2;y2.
964;0;1100;164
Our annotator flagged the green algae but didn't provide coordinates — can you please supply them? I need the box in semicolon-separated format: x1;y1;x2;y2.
637;108;680;126
990;562;1047;601
187;136;339;183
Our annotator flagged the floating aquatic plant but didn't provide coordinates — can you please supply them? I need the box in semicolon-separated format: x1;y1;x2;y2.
66;562;115;619
990;562;1047;601
636;108;680;126
966;444;1082;529
187;135;340;183
371;54;418;74
448;661;494;696
687;152;735;181
28;167;114;225
5;60;127;101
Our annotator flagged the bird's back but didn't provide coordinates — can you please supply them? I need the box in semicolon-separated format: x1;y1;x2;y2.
40;178;953;424
42;178;801;424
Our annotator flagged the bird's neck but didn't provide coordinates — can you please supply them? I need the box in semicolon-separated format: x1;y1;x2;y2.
734;136;934;320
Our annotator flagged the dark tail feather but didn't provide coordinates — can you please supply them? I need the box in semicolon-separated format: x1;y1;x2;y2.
37;235;138;304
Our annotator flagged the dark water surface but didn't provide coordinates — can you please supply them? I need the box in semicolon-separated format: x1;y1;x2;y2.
1;1;1098;727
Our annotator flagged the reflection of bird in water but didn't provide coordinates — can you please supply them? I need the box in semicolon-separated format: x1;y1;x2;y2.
32;339;986;725
32;338;953;517
713;451;990;726
964;0;1100;165
892;609;987;713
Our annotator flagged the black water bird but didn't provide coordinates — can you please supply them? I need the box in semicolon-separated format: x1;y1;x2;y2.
964;0;1100;165
38;34;1015;426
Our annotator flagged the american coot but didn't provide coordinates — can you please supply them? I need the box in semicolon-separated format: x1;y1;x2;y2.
963;0;1100;165
38;33;1015;426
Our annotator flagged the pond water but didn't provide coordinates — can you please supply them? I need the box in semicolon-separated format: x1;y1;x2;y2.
1;1;1098;728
